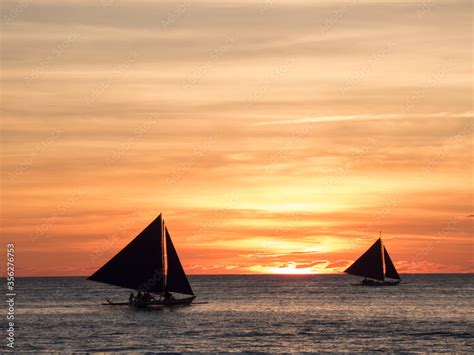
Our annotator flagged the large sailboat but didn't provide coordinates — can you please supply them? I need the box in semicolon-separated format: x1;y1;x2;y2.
344;237;401;286
88;214;195;306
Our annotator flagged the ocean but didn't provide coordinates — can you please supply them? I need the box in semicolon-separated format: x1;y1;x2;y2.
4;274;473;353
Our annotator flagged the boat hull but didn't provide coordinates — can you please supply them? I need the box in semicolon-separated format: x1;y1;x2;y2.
152;296;196;306
352;280;400;286
104;296;196;307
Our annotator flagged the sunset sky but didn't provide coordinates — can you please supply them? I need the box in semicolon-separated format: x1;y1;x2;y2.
1;0;472;276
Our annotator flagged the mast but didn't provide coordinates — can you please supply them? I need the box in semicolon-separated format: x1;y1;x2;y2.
164;225;194;295
380;236;385;282
384;245;401;280
162;215;167;289
380;232;401;280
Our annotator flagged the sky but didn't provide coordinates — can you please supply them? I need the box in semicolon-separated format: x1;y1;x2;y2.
1;0;472;276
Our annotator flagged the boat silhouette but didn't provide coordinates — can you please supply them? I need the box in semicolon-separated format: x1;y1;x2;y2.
88;213;195;307
345;236;401;286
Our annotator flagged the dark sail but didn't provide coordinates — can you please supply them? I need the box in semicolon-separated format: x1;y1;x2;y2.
384;246;401;280
344;238;384;281
88;214;165;292
165;226;194;295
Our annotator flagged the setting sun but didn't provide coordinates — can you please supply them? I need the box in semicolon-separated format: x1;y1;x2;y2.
258;263;320;275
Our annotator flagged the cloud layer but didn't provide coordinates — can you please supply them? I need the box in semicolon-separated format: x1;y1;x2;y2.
1;0;472;276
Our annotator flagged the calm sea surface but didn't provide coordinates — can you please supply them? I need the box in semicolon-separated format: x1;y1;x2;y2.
3;274;473;353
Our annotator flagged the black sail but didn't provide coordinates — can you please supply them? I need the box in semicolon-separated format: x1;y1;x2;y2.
165;227;194;295
344;238;384;281
88;214;165;292
384;246;401;280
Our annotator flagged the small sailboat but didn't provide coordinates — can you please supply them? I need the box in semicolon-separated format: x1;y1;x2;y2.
88;214;195;307
344;236;401;286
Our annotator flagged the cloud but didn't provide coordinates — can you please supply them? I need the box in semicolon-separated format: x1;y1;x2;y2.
253;112;473;126
325;260;352;270
2;0;472;276
396;260;473;274
295;260;329;269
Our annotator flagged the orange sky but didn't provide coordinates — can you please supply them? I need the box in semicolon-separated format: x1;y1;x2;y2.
1;0;473;277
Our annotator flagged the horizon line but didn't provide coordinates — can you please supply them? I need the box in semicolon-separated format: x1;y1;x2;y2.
3;272;473;279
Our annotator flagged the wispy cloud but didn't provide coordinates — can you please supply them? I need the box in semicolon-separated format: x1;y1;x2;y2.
254;112;473;126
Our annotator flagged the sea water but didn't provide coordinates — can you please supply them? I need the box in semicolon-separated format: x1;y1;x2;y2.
3;274;473;352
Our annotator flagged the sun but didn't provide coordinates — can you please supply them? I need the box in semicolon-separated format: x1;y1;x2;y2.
249;262;320;275
268;264;317;275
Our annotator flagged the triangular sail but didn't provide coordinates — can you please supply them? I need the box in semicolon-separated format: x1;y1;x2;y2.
344;238;384;281
384;246;401;280
88;214;165;292
165;226;194;295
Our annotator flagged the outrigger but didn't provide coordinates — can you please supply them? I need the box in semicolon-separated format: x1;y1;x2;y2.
89;214;195;307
